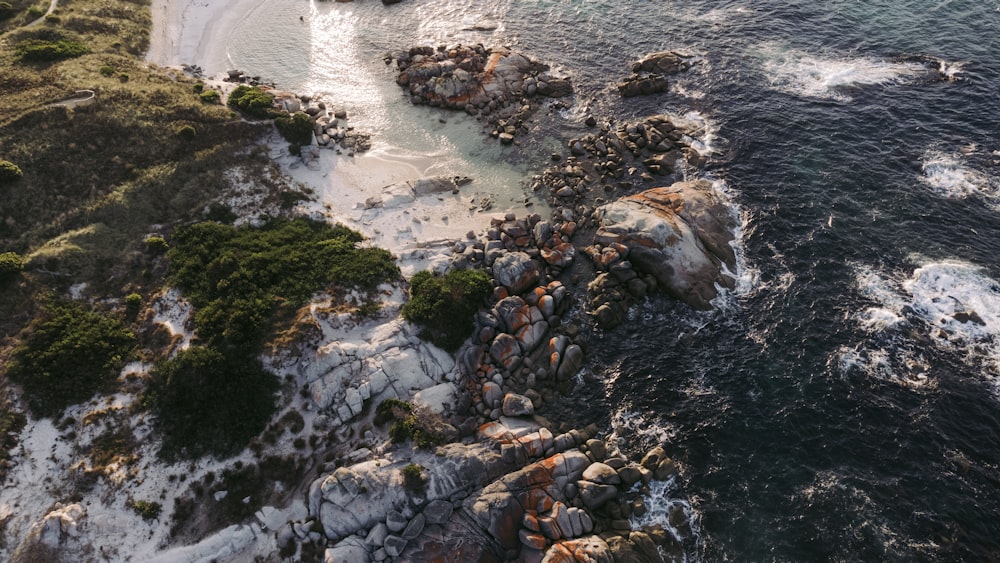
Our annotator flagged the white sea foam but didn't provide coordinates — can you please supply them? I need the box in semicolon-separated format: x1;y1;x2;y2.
611;409;678;446
630;477;702;552
758;45;936;101
844;260;1000;388
920;149;999;205
903;260;1000;372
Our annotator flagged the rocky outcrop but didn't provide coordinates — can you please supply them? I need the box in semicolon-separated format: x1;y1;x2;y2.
631;51;692;76
617;51;692;98
587;180;736;315
364;176;472;210
298;317;460;428
301;406;686;562
10;504;87;563
391;44;572;144
617;74;668;97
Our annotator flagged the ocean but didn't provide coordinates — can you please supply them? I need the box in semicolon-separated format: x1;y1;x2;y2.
221;1;1000;559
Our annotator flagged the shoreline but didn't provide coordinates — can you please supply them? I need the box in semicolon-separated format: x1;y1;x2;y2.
147;0;267;74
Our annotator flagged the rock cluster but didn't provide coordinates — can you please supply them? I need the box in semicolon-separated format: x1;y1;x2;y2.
391;44;573;144
364;176;472;210
302;415;689;562
298;317;461;429
617;51;692;98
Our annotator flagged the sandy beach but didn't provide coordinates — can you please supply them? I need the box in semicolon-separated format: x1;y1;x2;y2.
147;0;267;73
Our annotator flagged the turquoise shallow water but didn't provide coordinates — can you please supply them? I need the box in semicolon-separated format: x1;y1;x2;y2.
227;1;1000;559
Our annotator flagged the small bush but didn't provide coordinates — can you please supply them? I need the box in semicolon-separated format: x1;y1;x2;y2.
227;85;275;119
5;302;135;417
124;293;142;320
99;65;115;76
402;269;492;351
192;82;204;93
375;397;411;426
199;90;220;104
381;400;453;448
0;251;23;281
401;464;426;491
175;124;196;141
132;500;162;520
145;236;169;254
0;160;22;183
274;112;314;147
16;38;90;62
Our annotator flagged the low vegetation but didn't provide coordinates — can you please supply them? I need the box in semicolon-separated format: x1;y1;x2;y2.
401;268;492;351
401;463;426;491
377;398;454;449
15;34;90;62
145;346;278;459
274;112;314;147
0;252;23;281
4;301;135;416
168;217;398;349
0;160;22;183
227;85;275;119
131;500;162;521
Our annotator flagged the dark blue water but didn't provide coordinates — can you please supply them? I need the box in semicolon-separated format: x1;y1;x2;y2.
501;1;1000;560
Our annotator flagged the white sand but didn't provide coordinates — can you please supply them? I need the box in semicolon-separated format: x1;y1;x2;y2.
148;0;267;73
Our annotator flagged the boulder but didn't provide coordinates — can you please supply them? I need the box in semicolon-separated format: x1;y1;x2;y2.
324;536;369;562
577;480;618;510
503;393;536;417
384;535;407;558
402;513;426;540
386;510;408;533
493;252;541;294
593;181;736;309
632;51;692;75
423;500;453;525
581;462;621;485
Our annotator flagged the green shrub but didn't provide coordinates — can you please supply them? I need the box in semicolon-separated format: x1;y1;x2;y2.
5;302;135;417
192;82;204;93
175;124;196;141
16;38;90;62
98;65;115;76
401;269;492;351
124;292;142;320
168;218;397;348
0;251;23;281
227;85;275;119
25;6;42;17
380;399;452;448
145;236;169;254
145;346;278;459
199;90;220;104
401;463;426;491
132;500;162;520
274;112;314;147
0;159;22;183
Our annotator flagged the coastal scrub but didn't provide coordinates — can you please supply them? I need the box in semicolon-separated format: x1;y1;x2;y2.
4;301;134;416
167;217;398;349
402;268;492;351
